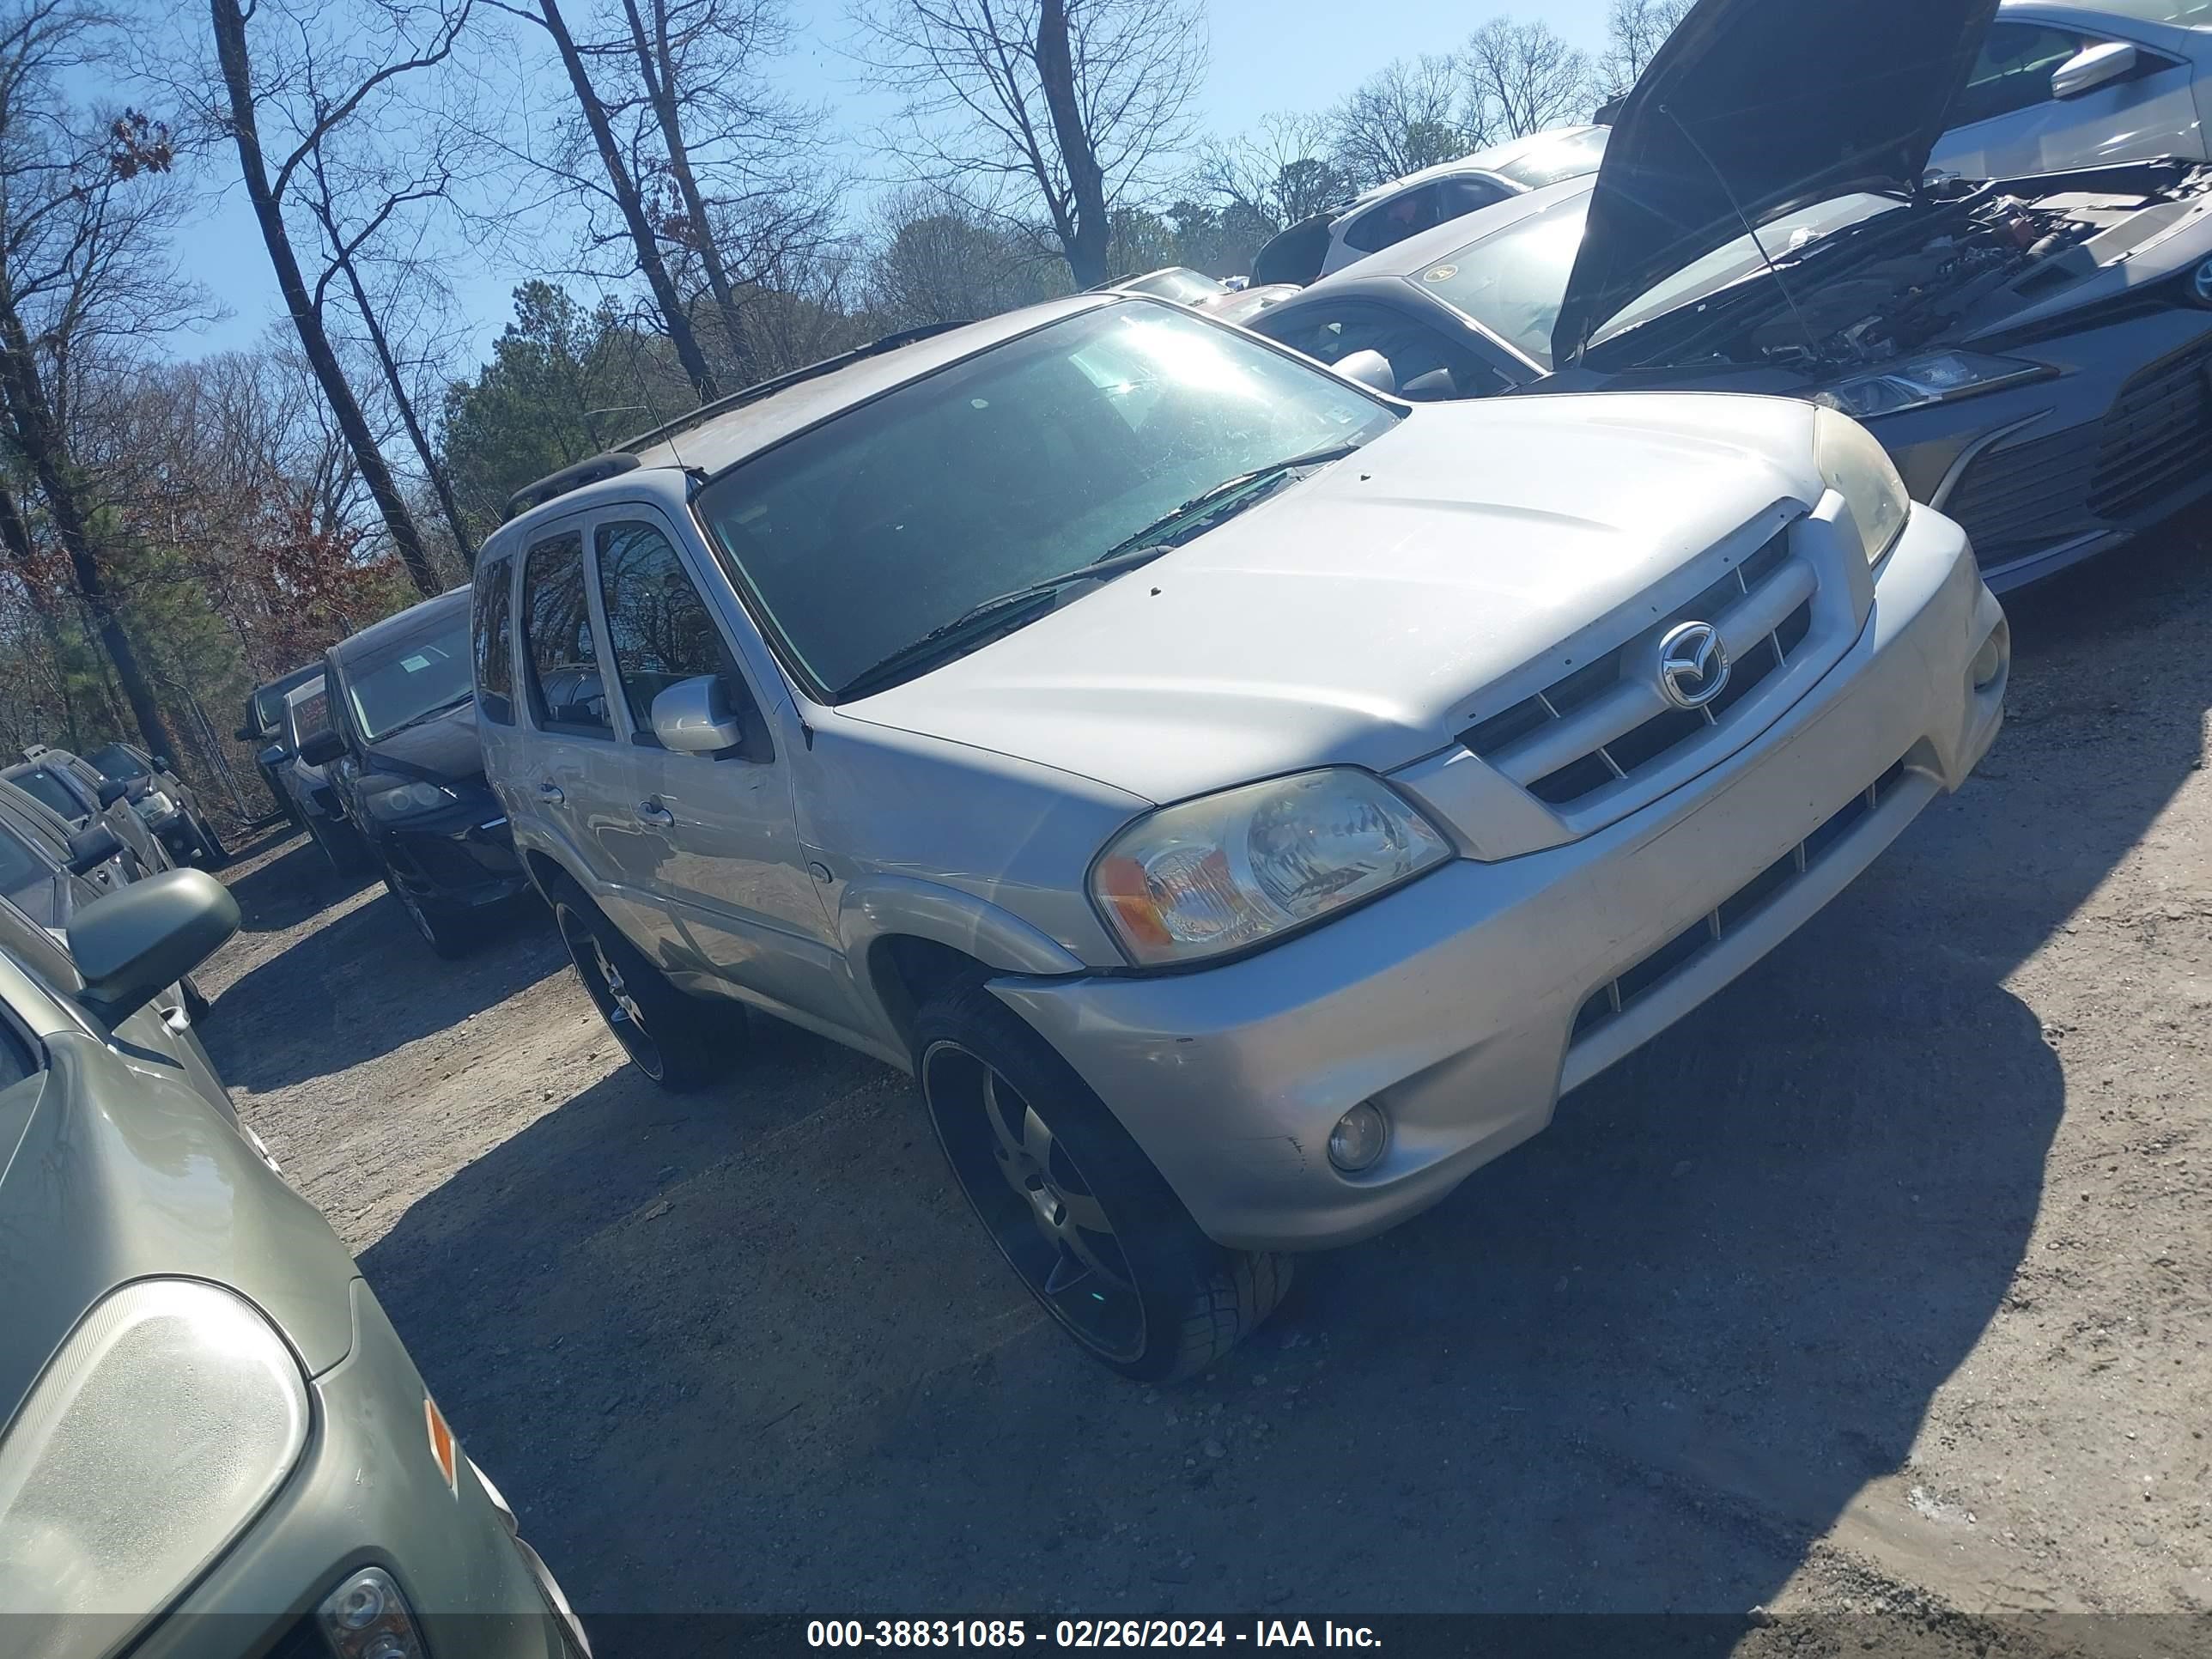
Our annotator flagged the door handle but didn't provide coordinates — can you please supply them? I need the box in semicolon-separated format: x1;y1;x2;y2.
538;781;565;805
635;799;674;827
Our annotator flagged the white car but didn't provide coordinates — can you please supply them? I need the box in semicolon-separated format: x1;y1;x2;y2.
1249;126;1610;288
1929;0;2212;177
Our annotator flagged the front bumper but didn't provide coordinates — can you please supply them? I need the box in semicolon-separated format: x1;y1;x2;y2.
137;1279;585;1659
371;800;528;909
1885;302;2212;592
995;506;2007;1253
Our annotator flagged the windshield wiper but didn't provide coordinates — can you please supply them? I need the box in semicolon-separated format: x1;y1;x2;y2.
833;544;1176;702
373;691;473;741
1098;441;1364;564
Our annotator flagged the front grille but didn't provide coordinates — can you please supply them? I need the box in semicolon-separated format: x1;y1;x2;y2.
1570;757;1909;1045
1942;427;2099;558
1461;531;1811;811
2088;336;2212;520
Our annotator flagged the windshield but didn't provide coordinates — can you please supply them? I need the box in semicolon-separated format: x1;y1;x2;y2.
1121;269;1229;305
1492;126;1610;189
695;305;1397;698
85;744;149;781
343;607;474;741
1416;188;1908;368
10;769;82;820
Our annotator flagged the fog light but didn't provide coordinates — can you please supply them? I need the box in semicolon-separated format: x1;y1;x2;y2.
1328;1102;1389;1173
319;1569;424;1659
1971;619;2008;690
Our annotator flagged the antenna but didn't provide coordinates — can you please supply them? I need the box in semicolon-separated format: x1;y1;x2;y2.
1660;104;1823;362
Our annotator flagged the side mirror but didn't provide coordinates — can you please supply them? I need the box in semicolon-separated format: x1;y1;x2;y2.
298;726;346;767
1334;349;1399;397
123;778;151;804
2053;40;2137;100
66;822;125;875
68;869;240;1026
235;723;258;743
152;756;173;775
652;676;745;755
95;779;128;810
258;744;287;769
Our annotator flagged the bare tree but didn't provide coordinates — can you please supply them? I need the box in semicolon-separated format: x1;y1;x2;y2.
0;0;184;756
852;0;1205;289
1327;56;1482;191
1462;17;1593;141
1194;112;1345;231
206;0;465;597
1597;0;1692;100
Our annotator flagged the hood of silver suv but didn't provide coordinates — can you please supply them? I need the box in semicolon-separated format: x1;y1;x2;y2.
837;393;1822;805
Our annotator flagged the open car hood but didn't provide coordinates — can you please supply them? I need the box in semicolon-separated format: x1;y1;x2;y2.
1553;0;2000;363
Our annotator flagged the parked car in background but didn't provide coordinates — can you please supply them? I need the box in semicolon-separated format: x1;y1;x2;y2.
474;295;2007;1379
1209;282;1304;327
1930;0;2212;179
273;676;370;874
298;588;529;957
1095;267;1239;308
3;746;173;879
0;775;143;935
1249;125;1609;288
0;872;589;1659
1249;0;2212;592
237;662;325;827
82;741;228;867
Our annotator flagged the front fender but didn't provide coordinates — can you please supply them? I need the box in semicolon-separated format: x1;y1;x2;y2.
837;874;1091;978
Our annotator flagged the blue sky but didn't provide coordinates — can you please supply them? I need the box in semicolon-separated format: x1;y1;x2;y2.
167;0;1617;366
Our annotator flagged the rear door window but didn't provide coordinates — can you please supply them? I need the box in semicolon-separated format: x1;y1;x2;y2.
593;520;757;743
1341;184;1445;255
520;529;613;738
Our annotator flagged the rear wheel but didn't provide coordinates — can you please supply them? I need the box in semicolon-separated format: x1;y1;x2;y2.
550;883;735;1091
915;984;1291;1382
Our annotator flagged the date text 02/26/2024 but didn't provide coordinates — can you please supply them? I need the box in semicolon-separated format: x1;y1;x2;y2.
806;1621;1382;1649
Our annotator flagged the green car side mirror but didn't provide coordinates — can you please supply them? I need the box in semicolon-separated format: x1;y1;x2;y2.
68;869;240;1026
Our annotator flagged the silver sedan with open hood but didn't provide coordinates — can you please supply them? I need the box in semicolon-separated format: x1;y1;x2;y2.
1250;0;2212;592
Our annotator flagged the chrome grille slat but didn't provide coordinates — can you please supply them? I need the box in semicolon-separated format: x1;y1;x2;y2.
1467;528;1813;808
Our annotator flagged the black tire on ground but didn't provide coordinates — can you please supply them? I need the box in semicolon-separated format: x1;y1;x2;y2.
305;814;367;875
383;872;472;960
914;982;1292;1382
547;878;737;1092
179;974;213;1027
191;811;229;869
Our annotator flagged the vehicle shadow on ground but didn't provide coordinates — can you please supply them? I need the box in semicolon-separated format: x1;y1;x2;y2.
218;829;381;935
204;884;563;1095
355;530;2210;1638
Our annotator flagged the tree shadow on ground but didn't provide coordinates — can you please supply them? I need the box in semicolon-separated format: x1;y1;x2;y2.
342;527;2210;1643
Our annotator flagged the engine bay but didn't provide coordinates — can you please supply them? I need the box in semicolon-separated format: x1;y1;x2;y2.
1629;164;2212;375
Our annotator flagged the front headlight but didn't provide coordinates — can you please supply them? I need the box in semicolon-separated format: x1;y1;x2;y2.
1813;406;1911;568
368;781;457;821
1091;769;1449;967
1810;350;2048;420
0;1281;309;1653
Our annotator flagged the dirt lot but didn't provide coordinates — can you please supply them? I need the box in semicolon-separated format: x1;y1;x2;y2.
196;526;2212;1654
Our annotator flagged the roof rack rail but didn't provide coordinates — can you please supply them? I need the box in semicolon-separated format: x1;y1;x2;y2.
503;452;642;521
614;320;974;460
500;321;975;523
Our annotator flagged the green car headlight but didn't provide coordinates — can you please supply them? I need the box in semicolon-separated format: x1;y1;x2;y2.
0;1280;309;1656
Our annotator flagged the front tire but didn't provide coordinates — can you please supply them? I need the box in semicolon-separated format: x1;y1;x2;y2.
384;873;471;959
915;984;1291;1382
191;811;228;869
550;883;736;1092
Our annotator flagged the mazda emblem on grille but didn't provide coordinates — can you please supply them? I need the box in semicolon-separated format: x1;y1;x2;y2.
1656;621;1731;711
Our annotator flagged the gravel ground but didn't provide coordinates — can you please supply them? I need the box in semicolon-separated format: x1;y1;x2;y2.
197;524;2212;1656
